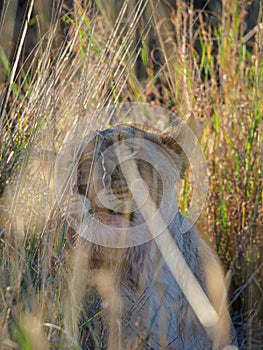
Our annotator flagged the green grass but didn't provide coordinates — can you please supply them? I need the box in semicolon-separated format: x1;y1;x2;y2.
0;1;262;349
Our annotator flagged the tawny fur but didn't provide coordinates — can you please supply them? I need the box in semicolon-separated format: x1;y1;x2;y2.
64;124;237;350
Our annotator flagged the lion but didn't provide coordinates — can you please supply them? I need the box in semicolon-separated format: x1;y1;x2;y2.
59;121;238;350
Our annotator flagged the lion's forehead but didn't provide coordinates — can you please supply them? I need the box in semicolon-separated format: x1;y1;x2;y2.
97;125;152;149
80;125;160;166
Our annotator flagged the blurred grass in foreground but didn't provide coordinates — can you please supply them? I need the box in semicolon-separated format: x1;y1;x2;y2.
0;1;262;349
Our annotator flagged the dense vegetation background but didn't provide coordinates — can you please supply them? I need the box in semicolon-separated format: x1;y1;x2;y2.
0;1;262;349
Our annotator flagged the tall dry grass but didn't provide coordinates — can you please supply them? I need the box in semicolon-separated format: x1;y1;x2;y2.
0;0;262;349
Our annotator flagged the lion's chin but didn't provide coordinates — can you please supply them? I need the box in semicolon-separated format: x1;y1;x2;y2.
90;207;144;229
97;212;131;228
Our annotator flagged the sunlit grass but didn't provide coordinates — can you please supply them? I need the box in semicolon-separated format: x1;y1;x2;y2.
0;1;262;349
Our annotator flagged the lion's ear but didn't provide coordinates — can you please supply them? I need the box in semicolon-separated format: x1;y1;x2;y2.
162;115;201;178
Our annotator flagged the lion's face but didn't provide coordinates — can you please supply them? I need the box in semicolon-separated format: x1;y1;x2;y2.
77;125;167;228
60;122;187;264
